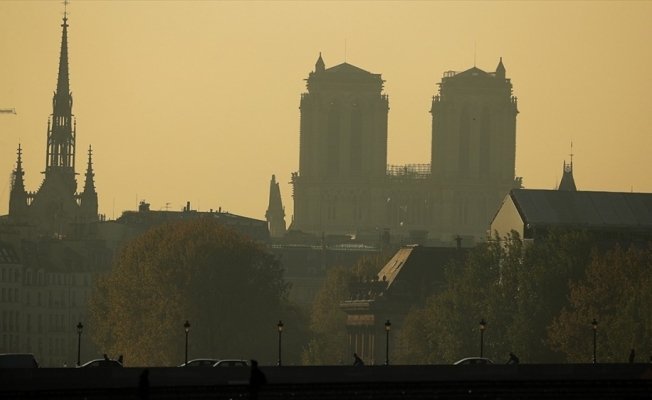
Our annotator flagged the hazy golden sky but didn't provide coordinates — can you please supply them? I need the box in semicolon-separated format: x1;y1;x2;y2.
1;1;651;221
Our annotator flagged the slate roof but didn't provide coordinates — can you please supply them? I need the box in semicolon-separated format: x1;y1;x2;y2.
510;189;652;230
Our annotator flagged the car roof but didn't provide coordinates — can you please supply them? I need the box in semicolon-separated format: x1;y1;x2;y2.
453;357;494;365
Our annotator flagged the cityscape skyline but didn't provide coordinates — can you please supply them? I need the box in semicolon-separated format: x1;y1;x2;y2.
1;1;651;223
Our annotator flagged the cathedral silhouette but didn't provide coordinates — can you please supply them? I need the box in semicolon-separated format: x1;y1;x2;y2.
269;54;522;243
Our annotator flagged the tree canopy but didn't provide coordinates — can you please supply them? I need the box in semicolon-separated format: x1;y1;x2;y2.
397;229;598;364
89;219;292;366
301;254;390;365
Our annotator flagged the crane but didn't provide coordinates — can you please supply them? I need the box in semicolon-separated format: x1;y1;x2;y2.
0;108;17;114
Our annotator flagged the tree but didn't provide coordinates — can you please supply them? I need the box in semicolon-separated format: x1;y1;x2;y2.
89;219;292;366
548;244;652;362
398;229;597;364
301;254;390;365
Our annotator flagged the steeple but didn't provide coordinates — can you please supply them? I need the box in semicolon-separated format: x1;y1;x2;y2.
265;174;287;238
82;145;96;194
315;52;325;73
558;143;577;191
495;57;506;79
46;12;76;174
11;144;26;194
9;144;29;217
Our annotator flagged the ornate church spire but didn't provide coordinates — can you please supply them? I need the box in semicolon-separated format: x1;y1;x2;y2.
82;145;96;194
9;144;29;217
265;174;287;238
46;10;76;174
11;144;26;194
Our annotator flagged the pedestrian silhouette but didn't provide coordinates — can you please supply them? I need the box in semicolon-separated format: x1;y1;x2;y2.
137;368;150;400
629;349;635;363
103;353;109;361
353;353;365;366
249;359;267;400
118;355;123;365
506;352;520;365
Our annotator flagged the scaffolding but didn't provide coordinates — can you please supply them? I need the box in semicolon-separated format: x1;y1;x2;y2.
386;164;431;179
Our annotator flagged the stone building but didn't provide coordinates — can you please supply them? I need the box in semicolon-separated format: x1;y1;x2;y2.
289;55;521;243
340;244;468;365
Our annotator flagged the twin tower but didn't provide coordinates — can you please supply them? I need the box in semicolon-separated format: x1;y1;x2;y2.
287;54;521;242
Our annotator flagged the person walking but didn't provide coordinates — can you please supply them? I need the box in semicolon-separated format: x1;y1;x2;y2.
506;352;520;365
249;359;267;400
629;349;635;363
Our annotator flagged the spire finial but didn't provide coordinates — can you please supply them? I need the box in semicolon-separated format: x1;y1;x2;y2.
570;141;574;167
62;0;70;22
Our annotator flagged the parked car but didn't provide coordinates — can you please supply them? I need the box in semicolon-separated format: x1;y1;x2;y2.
179;359;219;367
453;357;494;365
78;359;123;368
213;359;249;367
0;353;39;368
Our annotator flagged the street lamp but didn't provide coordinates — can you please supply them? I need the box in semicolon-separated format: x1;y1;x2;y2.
76;322;83;367
184;320;191;366
277;320;284;366
384;320;392;365
592;318;598;364
479;319;486;358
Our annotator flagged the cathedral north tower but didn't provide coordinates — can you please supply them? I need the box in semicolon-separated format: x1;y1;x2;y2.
292;54;389;233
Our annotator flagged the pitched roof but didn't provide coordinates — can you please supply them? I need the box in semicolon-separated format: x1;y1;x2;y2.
510;189;652;230
323;62;376;76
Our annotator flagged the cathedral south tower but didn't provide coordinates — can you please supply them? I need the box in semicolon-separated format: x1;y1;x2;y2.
429;58;521;239
292;54;389;234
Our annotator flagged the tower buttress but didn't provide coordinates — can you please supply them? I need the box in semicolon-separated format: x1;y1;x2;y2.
315;52;325;73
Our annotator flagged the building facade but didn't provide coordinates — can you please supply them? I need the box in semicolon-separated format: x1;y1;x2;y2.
290;55;522;243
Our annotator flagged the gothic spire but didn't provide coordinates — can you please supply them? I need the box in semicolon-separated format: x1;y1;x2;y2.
265;174;287;238
46;10;76;173
83;145;96;194
11;144;26;194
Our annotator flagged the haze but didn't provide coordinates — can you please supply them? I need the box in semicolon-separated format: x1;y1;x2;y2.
1;1;651;221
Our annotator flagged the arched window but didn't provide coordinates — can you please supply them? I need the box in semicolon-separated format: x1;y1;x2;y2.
350;103;363;176
459;106;470;178
327;102;341;177
479;107;491;178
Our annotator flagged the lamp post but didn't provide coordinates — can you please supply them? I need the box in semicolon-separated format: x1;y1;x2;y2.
76;322;83;367
479;319;486;358
184;320;191;366
384;320;392;365
277;320;284;366
592;318;598;364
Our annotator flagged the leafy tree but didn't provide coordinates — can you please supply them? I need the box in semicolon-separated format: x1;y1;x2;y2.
548;244;652;362
89;219;294;366
301;254;390;365
398;229;597;364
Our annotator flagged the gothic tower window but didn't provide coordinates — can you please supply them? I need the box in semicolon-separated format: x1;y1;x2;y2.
350;103;363;176
328;102;341;177
479;107;491;178
459;106;470;179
